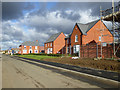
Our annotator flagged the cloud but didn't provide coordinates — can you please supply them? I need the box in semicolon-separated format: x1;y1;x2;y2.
3;2;113;50
2;2;35;20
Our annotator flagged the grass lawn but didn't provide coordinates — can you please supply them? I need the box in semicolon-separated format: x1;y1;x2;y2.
18;55;58;60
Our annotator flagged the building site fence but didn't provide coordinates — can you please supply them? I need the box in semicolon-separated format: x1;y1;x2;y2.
62;43;120;58
102;2;120;17
80;43;113;58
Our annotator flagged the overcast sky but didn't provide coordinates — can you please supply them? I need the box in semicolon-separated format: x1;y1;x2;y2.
1;1;118;50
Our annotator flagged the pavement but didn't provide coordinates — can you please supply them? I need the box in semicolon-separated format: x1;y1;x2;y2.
2;54;120;88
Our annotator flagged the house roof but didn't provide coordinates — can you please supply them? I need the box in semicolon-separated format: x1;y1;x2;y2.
65;33;71;39
76;19;100;35
45;32;62;43
22;41;40;46
12;48;19;50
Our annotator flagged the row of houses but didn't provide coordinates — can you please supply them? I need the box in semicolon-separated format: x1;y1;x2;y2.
11;19;113;57
44;19;113;56
10;40;44;54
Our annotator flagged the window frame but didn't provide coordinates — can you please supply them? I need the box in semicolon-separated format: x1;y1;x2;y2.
75;35;78;42
24;46;26;49
35;46;37;49
30;46;32;49
51;43;52;47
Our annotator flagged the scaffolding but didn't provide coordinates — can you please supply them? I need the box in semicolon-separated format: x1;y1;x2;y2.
101;1;120;57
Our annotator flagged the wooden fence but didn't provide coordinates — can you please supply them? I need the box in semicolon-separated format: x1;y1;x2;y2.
80;43;113;58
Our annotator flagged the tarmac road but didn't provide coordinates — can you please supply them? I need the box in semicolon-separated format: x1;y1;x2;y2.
2;55;119;88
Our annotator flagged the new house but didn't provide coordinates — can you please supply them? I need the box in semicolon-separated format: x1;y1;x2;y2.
19;40;40;54
44;32;65;54
65;19;113;55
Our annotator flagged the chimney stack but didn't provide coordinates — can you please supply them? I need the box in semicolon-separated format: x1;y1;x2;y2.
36;40;38;42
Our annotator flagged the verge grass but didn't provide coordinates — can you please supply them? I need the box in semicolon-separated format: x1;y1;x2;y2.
18;55;57;60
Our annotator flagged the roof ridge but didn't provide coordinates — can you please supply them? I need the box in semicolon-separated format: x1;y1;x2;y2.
45;32;62;43
77;19;100;25
86;19;100;24
76;19;100;35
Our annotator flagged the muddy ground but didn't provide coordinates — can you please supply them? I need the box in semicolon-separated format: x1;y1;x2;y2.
43;57;120;72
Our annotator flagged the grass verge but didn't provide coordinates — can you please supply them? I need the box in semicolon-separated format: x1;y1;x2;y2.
18;55;58;60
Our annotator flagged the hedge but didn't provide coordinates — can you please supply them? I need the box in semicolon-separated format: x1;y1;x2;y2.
14;53;62;57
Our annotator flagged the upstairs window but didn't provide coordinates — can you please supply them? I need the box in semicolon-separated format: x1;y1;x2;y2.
30;46;32;49
75;27;77;30
46;44;47;47
35;46;37;49
75;35;78;42
51;43;52;47
24;46;26;49
99;36;101;41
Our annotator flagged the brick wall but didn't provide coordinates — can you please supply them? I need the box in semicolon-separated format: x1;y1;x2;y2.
80;43;113;58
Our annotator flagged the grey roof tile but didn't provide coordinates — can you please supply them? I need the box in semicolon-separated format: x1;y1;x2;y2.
77;19;100;34
45;32;62;43
22;41;40;46
65;33;71;39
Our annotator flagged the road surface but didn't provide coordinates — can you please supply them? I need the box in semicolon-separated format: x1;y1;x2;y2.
2;55;118;88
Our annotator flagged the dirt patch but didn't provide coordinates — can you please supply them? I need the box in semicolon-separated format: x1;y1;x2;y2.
43;57;120;72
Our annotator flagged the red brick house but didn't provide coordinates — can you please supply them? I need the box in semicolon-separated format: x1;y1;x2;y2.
65;19;113;55
19;40;41;54
39;46;44;53
44;32;65;54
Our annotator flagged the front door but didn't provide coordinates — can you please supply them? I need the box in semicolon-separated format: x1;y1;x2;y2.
30;50;32;53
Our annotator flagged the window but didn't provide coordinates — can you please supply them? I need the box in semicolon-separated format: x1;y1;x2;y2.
67;47;69;53
73;45;76;53
99;36;101;41
24;46;26;49
75;35;78;42
47;48;52;54
73;45;80;53
34;50;38;53
35;46;37;49
23;50;27;53
51;43;52;47
30;46;32;49
46;44;47;47
102;42;107;46
50;48;52;52
67;39;69;44
75;27;77;30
